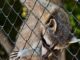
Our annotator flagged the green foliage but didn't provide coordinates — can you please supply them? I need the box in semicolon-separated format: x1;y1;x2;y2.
69;15;76;28
74;27;80;38
64;0;80;38
77;14;80;21
64;0;80;60
21;6;28;18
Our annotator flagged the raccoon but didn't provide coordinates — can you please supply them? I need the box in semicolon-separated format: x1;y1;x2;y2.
9;0;75;60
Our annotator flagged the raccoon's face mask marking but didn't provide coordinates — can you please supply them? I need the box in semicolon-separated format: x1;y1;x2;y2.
41;18;57;46
41;15;58;57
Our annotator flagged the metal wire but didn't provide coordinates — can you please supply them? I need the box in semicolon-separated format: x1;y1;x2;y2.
0;0;80;60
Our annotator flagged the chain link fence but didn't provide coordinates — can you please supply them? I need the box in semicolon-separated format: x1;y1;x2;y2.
0;0;80;60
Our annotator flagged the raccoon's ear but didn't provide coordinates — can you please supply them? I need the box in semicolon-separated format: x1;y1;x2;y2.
46;19;57;32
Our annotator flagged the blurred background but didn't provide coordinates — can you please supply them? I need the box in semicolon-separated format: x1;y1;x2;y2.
64;0;80;60
0;0;80;60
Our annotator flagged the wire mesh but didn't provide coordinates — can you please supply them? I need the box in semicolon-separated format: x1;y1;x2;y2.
0;0;80;60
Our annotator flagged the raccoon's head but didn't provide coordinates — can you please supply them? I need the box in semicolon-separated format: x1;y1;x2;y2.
41;7;72;49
